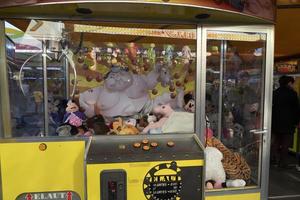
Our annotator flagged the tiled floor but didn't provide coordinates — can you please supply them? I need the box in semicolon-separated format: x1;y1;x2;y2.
268;154;300;200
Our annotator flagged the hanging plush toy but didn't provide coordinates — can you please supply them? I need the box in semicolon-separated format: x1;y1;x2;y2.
147;43;156;65
164;45;174;67
182;45;192;66
126;42;138;65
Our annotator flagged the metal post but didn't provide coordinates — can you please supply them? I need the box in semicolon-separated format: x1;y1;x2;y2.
195;25;202;139
42;40;49;136
217;40;226;139
0;20;12;138
261;25;275;200
196;25;207;143
64;46;70;98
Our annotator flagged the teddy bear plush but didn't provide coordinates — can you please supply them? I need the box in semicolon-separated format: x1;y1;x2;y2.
110;117;139;135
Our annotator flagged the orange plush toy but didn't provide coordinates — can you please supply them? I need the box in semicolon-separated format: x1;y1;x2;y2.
110;118;139;135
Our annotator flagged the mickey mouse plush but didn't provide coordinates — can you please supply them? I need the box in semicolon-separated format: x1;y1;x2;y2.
184;93;195;113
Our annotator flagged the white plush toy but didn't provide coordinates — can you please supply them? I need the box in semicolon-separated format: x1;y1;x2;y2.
205;147;226;189
146;113;161;134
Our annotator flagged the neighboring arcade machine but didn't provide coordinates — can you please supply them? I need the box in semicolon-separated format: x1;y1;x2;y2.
0;1;275;200
274;59;300;154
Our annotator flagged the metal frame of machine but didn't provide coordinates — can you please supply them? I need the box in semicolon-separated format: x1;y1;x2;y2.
0;1;275;200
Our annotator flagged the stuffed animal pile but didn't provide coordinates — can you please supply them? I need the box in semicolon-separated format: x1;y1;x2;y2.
55;87;250;191
204;129;249;189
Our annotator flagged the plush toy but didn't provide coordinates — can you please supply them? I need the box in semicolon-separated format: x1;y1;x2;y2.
205;147;226;189
142;104;173;133
137;115;148;130
86;114;110;135
110;117;139;135
164;45;174;67
146;112;157;124
126;42;138;65
182;45;192;65
145;113;162;134
183;93;195;113
205;146;247;189
62;100;87;135
79;65;183;120
124;118;137;127
206;136;251;181
56;125;72;136
156;62;172;87
76;126;94;137
63;100;86;126
142;103;194;134
147;43;156;64
207;112;218;135
48;98;61;130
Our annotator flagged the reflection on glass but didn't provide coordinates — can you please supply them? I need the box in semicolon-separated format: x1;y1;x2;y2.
7;51;44;137
206;31;266;189
47;55;67;135
5;21;68;137
5;20;196;137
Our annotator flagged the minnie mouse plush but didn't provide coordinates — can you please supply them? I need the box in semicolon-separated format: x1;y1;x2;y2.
62;100;87;135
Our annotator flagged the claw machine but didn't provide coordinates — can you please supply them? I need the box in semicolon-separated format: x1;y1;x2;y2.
0;1;275;200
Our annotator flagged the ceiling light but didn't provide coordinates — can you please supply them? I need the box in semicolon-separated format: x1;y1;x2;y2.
76;8;93;15
195;14;210;20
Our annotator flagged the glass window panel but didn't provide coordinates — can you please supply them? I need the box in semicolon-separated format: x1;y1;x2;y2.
8;51;44;137
47;53;67;135
4;19;196;137
206;30;266;189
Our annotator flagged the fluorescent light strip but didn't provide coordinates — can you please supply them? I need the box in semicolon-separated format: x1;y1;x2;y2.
74;24;196;40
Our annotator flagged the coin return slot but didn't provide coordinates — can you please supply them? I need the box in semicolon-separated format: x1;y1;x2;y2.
101;170;127;200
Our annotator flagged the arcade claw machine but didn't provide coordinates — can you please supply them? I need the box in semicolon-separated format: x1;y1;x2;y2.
0;1;275;200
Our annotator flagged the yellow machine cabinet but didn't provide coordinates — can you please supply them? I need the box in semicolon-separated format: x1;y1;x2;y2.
86;134;204;200
0;138;85;200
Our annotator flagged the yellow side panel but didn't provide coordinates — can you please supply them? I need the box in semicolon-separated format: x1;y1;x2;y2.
0;141;85;200
87;159;204;200
206;192;260;200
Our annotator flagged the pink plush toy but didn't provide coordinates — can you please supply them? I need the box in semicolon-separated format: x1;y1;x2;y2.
142;104;173;133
